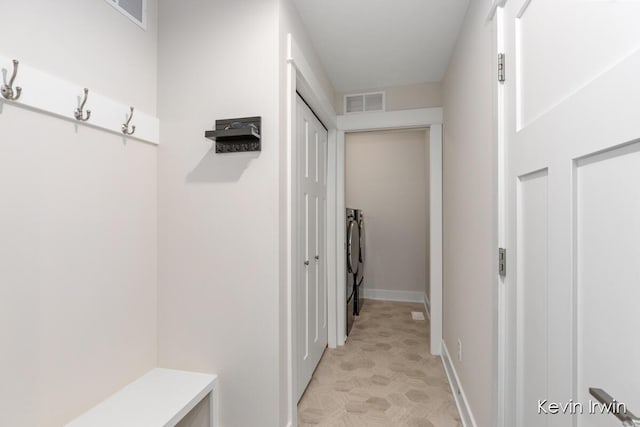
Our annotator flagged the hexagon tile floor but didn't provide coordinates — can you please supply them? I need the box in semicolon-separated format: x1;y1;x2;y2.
297;299;462;427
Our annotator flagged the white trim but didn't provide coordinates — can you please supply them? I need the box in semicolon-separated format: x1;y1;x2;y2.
362;289;426;303
103;0;148;30
441;341;478;427
494;6;507;427
487;0;508;21
287;38;336;128
424;293;431;320
0;55;159;145
326;128;338;349
336;130;346;347
429;124;443;356
338;108;442;132
285;39;297;427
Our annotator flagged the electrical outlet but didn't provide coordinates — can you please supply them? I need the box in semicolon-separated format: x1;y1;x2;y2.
457;339;462;362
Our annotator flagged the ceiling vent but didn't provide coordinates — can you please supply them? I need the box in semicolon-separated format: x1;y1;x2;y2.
104;0;147;29
344;92;385;114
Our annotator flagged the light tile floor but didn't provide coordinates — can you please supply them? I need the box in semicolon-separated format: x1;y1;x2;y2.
298;299;461;427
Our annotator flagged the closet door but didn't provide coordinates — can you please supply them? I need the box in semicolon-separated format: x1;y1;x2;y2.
296;95;328;401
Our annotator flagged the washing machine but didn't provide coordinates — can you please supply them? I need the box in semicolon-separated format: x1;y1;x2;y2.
346;208;360;336
354;209;366;315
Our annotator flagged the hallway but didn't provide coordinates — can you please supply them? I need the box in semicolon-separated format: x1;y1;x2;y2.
298;300;461;427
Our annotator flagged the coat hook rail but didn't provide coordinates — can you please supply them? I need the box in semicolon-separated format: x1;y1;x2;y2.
1;59;22;101
0;54;159;144
74;88;91;121
122;106;136;135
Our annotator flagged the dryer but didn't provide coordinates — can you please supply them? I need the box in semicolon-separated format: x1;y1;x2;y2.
354;209;366;315
345;208;360;336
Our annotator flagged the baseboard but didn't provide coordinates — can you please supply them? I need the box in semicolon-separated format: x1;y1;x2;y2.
423;293;431;319
441;340;477;427
362;288;425;303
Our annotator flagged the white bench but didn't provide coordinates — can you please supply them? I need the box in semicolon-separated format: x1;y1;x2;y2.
65;368;218;427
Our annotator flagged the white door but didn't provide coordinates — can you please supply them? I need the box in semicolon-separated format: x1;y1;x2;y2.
296;95;328;401
502;1;640;426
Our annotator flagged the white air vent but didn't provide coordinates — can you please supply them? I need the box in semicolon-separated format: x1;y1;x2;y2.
344;92;385;114
104;0;147;29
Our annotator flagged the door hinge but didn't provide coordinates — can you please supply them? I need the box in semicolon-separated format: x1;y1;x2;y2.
498;53;505;83
498;248;507;277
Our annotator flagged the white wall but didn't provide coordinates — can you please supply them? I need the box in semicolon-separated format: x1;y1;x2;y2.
157;1;334;426
0;1;329;426
0;1;158;114
335;82;442;114
156;1;281;426
441;0;495;425
0;2;159;426
345;129;429;296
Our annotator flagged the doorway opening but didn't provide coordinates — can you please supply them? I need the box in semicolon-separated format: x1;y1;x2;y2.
285;32;444;427
335;110;443;355
344;128;431;334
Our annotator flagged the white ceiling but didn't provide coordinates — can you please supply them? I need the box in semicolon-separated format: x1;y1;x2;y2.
292;0;470;93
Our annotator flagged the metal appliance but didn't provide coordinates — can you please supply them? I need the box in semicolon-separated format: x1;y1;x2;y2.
346;208;360;335
354;209;366;315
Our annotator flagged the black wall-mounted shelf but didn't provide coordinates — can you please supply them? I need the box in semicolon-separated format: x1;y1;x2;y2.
205;116;261;153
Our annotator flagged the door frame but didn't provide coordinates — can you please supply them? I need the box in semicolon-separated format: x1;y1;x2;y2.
489;2;508;426
337;108;444;355
285;33;337;427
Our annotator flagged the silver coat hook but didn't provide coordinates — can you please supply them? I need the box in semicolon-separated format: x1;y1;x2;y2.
122;106;136;135
74;88;91;121
1;59;22;101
